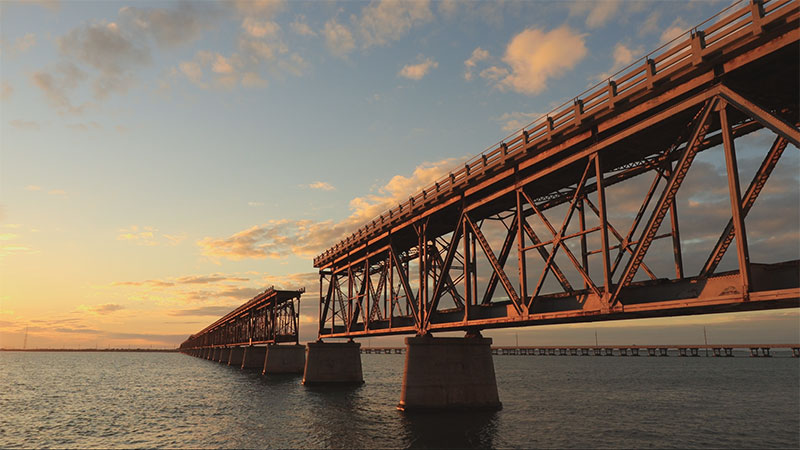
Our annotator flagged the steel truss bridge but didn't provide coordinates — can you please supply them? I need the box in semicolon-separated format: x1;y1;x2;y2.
314;0;800;339
179;287;304;350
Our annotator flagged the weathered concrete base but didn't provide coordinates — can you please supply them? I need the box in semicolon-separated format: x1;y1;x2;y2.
302;341;363;385
241;346;267;370
398;336;501;411
228;347;245;366
263;345;305;374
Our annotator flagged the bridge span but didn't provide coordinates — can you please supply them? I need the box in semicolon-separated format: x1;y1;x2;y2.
178;287;306;374
307;0;799;411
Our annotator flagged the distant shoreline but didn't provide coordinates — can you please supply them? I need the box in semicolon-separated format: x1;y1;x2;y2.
1;348;178;352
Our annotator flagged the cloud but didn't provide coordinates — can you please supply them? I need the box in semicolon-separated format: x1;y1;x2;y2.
57;22;151;99
198;158;467;260
30;62;89;114
660;17;689;44
593;42;644;81
494;111;543;133
572;0;621;29
307;181;335;191
323;19;355;58
290;15;317;37
86;303;125;315
485;26;587;95
399;56;438;80
242;17;280;38
10;33;37;54
66;122;102;132
639;11;660;36
357;0;434;48
117;225;158;246
25;185;42;191
168;306;237;317
119;3;221;48
9;120;40;130
247;201;265;207
464;47;490;81
0;81;12;100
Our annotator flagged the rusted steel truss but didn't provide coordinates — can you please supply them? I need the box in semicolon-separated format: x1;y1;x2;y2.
314;0;800;338
179;287;304;349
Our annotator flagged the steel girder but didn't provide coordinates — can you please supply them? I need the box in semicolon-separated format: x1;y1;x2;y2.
315;1;800;339
178;288;304;350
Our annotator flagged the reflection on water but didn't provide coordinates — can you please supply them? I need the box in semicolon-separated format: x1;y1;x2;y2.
1;351;798;449
402;411;499;449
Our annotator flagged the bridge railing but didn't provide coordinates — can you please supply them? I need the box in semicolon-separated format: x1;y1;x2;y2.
314;0;796;268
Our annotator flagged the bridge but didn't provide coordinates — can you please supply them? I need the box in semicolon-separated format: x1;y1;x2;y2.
178;287;306;374
307;0;800;410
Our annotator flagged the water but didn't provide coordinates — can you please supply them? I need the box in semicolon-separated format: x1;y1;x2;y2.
1;351;798;448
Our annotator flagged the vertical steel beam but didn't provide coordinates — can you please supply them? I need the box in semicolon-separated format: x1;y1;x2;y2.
720;103;751;296
517;191;528;310
463;214;471;323
595;154;612;305
579;199;589;289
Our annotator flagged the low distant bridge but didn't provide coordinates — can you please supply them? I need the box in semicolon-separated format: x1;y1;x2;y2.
178;287;306;373
313;0;800;339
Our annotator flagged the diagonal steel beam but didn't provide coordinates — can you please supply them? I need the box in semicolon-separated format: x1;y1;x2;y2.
465;214;523;313
482;212;519;304
426;214;465;326
718;84;800;148
525;159;596;303
389;243;420;330
612;98;717;306
701;135;789;276
583;197;658;281
519;217;573;292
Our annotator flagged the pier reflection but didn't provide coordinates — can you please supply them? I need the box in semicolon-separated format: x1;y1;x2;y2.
401;411;499;449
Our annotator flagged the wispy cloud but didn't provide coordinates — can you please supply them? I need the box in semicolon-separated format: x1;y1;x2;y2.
307;181;335;191
198;157;466;260
464;47;489;81
399;56;438;80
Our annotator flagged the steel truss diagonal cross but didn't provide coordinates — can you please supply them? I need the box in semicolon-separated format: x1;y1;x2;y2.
314;0;800;339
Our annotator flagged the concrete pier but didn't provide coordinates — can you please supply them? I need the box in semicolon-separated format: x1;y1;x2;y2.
302;341;363;385
218;347;230;363
263;345;305;374
241;346;267;370
398;335;501;411
228;347;245;366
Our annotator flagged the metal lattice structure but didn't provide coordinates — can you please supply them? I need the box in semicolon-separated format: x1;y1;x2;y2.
179;287;304;349
313;0;800;339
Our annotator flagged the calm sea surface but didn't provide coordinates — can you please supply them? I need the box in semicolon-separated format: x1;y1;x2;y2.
1;351;798;449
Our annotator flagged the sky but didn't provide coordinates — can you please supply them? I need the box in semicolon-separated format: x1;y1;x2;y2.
1;0;798;349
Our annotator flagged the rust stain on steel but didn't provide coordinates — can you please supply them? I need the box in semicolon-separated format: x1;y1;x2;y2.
314;0;800;339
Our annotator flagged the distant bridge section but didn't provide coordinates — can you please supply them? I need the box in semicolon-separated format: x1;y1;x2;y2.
313;0;800;339
179;287;304;350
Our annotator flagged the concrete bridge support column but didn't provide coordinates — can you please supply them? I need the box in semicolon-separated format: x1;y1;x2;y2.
302;341;363;385
205;348;212;360
218;347;230;363
263;345;305;374
228;347;245;366
397;335;501;411
211;347;219;361
241;346;267;370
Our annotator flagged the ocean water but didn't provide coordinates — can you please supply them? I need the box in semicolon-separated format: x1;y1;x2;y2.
1;351;798;449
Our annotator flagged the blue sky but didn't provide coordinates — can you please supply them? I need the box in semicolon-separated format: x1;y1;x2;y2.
1;0;798;348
